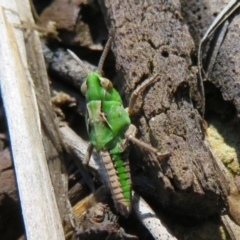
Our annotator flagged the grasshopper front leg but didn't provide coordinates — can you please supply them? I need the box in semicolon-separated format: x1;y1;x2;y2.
127;74;160;115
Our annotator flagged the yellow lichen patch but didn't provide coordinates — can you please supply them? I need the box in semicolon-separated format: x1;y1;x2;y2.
206;119;240;176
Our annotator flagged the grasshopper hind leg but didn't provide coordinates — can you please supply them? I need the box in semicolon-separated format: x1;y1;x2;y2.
125;74;170;158
125;124;170;159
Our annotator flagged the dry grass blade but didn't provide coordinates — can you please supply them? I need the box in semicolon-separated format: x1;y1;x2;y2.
198;0;240;114
0;1;65;239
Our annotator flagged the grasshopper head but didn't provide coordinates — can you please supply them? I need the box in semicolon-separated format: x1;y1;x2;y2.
81;72;113;93
81;72;100;98
81;72;114;99
82;72;122;103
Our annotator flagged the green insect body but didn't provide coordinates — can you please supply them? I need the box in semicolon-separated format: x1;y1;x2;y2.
83;71;133;216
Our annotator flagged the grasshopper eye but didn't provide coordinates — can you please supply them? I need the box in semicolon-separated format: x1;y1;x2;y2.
99;77;113;91
81;81;87;95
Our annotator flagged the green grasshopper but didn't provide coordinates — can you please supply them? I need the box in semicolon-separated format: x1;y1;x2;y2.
80;37;169;217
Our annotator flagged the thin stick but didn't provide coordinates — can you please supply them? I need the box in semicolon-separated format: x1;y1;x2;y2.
97;37;113;75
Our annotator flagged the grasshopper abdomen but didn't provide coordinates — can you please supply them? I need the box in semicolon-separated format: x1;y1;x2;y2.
100;150;131;217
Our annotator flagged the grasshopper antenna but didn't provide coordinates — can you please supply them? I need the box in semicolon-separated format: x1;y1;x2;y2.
97;37;113;75
67;49;89;75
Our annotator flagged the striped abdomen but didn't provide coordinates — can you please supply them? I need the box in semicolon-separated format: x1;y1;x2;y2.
99;150;131;217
